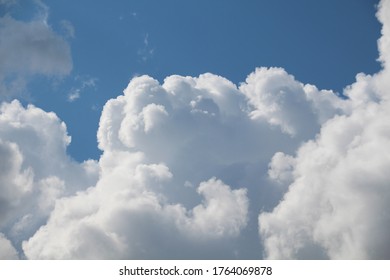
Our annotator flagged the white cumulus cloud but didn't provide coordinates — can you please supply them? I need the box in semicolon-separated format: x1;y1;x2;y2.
22;149;249;259
19;61;353;258
240;67;347;137
0;100;98;256
259;0;390;259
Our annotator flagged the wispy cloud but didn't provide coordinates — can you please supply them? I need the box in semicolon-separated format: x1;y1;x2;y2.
67;76;97;102
138;33;155;62
60;20;75;39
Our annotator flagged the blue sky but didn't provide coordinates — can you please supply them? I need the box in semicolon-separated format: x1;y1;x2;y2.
2;0;390;260
5;0;381;161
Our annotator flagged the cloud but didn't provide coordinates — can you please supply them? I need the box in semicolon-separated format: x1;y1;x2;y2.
267;152;295;187
0;0;17;8
377;0;390;69
18;57;360;259
0;233;18;259
240;67;347;137
23;169;248;259
0;100;99;256
17;61;341;259
67;76;97;102
22;73;273;259
0;2;72;99
0;0;389;261
60;20;75;39
188;177;248;238
138;33;155;62
259;0;390;259
0;138;33;226
2;51;370;260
